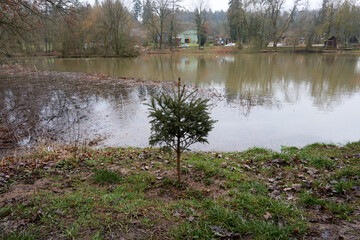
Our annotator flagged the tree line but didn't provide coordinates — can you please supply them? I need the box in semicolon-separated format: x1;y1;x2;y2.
228;0;360;48
0;0;224;56
1;0;359;57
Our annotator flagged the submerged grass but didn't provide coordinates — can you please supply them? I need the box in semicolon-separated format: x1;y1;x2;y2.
1;141;359;239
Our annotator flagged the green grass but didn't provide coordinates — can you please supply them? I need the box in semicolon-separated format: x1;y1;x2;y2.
1;142;359;239
93;169;123;184
307;156;336;169
334;180;359;194
0;231;40;240
172;198;306;240
299;191;355;220
334;166;360;179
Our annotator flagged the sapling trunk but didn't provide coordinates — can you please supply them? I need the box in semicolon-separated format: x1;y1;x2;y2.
177;77;181;184
176;149;181;183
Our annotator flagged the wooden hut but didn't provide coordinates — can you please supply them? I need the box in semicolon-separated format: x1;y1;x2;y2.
349;35;359;44
324;36;337;49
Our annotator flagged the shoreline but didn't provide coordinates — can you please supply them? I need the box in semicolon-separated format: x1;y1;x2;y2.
2;46;360;59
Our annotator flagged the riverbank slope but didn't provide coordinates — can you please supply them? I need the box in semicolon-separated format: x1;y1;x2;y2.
4;45;360;58
1;142;359;239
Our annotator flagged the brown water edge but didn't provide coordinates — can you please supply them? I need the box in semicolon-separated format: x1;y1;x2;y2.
0;65;232;157
0;64;175;87
43;45;360;57
0;65;174;155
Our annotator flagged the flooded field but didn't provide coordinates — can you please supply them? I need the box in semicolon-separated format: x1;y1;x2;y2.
1;53;360;153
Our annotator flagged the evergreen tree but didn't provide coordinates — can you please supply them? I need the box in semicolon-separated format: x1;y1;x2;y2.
133;0;142;21
199;25;207;46
227;0;243;42
319;0;329;25
147;78;216;183
142;0;153;23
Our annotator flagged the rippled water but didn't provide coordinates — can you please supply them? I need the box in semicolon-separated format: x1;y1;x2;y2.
1;53;360;152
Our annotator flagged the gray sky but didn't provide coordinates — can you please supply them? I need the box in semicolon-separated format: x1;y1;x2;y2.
183;0;323;11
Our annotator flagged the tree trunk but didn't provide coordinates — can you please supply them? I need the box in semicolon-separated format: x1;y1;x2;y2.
176;78;181;184
198;34;201;50
160;34;163;49
169;12;174;51
176;149;181;184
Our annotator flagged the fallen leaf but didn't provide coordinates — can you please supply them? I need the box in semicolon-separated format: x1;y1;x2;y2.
292;184;302;191
263;212;272;220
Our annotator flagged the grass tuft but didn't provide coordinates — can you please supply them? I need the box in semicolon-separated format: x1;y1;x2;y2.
299;191;354;219
93;169;122;184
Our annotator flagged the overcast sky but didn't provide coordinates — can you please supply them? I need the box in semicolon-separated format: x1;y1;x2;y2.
183;0;323;11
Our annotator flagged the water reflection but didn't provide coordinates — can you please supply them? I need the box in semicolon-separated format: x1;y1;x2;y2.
0;73;149;153
1;54;360;153
4;54;360;108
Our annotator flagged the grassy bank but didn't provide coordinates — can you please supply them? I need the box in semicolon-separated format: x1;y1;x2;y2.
54;48;360;58
133;45;360;55
1;142;359;239
3;46;360;59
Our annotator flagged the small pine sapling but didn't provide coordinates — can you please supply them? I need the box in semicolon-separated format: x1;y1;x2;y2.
147;78;216;183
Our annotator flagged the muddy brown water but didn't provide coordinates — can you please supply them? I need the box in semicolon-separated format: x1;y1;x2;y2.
1;53;360;155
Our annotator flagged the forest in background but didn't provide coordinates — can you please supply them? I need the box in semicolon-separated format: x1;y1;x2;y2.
0;0;360;57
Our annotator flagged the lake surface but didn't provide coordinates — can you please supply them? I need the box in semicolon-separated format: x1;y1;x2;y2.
1;54;360;152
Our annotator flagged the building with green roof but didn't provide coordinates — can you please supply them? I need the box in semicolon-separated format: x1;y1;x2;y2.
178;30;198;44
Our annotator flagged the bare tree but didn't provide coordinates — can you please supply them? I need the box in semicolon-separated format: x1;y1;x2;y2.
193;0;208;49
0;0;73;37
168;0;182;50
101;0;133;55
265;0;300;47
143;0;171;49
0;0;76;55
